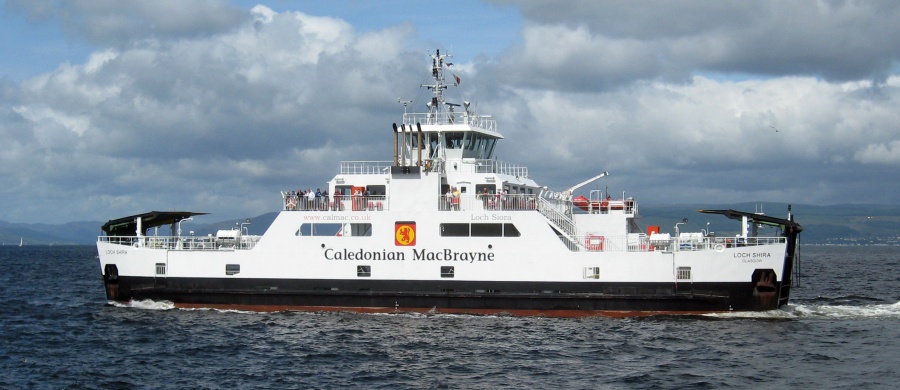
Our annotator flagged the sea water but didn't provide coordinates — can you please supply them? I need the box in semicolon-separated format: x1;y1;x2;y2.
1;245;897;389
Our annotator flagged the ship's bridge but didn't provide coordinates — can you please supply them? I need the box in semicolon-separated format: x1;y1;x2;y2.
402;112;498;132
401;112;503;161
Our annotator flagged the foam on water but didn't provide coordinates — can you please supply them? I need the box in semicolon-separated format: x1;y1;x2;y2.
107;299;900;320
109;299;175;310
787;300;900;319
705;301;900;320
702;308;797;320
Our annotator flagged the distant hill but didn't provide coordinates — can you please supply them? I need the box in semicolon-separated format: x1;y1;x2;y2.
2;204;898;246
0;220;100;246
0;213;279;246
638;202;900;245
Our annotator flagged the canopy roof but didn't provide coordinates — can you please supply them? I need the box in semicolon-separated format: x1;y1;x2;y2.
698;209;803;232
101;211;208;236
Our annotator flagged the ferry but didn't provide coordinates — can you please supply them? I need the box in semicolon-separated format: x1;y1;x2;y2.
97;50;803;316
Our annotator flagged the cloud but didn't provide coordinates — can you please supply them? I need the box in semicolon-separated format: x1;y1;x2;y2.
855;140;900;164
493;0;900;83
1;4;418;222
5;0;249;46
486;75;900;200
2;1;900;225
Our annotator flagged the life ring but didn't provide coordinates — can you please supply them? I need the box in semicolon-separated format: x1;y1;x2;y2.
585;235;604;251
714;244;725;252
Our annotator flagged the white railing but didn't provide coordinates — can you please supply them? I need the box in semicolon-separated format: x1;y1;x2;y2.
536;197;580;239
403;113;497;133
340;161;393;175
282;193;389;211
437;194;538;212
454;159;529;177
558;234;786;253
99;235;261;251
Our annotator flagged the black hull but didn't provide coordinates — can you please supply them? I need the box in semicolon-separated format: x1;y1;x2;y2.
103;276;784;316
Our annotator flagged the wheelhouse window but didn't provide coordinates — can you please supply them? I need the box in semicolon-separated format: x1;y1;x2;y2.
445;132;464;149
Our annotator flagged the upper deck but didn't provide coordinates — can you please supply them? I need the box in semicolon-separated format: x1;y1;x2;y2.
338;159;527;176
402;112;498;133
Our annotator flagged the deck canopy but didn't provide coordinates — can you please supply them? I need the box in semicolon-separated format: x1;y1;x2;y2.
101;211;207;236
698;209;803;232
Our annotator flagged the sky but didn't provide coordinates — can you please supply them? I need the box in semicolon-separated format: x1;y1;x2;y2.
1;0;900;225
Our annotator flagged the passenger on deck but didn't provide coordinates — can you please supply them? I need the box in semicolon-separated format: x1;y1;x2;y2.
353;188;363;211
445;188;452;211
333;189;342;210
451;187;461;210
481;187;491;209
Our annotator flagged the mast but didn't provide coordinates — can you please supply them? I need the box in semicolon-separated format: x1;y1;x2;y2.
423;49;452;121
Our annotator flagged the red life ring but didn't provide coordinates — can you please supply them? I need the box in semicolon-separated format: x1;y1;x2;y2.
585;235;604;251
285;197;298;210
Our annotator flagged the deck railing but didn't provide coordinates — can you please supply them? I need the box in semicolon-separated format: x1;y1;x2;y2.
283;194;389;211
437;193;538;212
460;159;529;177
402;112;497;132
99;235;261;251
558;234;787;253
339;161;393;175
280;193;541;212
336;159;528;177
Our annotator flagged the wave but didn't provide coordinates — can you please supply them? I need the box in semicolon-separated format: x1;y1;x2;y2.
705;301;900;320
786;300;900;319
108;299;900;320
109;299;175;311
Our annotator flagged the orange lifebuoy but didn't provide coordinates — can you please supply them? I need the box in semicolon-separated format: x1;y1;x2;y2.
285;197;298;210
585;235;604;251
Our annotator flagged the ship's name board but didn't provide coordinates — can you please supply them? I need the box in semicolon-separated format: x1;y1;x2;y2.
733;252;771;259
734;252;772;263
470;213;512;221
324;248;494;263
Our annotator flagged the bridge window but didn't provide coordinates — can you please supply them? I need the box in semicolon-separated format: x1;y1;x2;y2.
445;132;464;149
